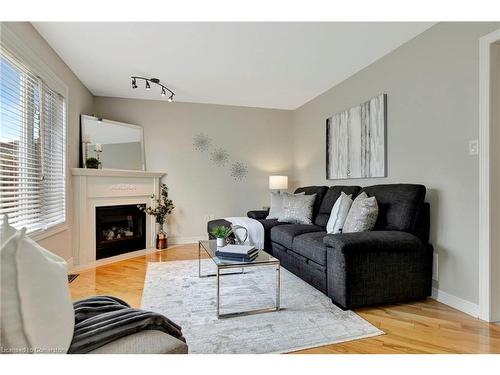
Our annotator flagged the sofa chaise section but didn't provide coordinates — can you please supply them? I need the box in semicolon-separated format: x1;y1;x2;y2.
324;231;432;309
323;184;433;309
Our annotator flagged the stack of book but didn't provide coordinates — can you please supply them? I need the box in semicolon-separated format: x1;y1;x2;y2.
215;244;258;262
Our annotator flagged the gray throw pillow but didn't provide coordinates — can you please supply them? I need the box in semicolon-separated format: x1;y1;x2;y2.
343;192;378;233
278;193;317;224
267;191;305;219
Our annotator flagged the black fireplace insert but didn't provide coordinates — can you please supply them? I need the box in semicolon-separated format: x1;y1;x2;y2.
95;204;146;260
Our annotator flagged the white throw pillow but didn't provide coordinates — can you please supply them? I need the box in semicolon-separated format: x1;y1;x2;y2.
0;216;75;354
1;228;31;353
343;192;379;233
326;192;353;234
266;191;304;219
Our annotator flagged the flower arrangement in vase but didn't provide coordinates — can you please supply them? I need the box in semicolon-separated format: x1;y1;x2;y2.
139;184;175;249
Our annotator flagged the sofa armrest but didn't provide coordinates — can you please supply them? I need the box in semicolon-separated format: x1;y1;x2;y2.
323;231;425;255
247;209;269;220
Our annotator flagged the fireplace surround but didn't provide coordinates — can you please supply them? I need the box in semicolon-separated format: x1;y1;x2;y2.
71;168;165;268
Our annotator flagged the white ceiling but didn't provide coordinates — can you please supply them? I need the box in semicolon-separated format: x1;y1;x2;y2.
33;22;435;110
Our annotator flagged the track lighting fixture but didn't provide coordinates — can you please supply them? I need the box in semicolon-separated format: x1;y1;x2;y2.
131;76;175;102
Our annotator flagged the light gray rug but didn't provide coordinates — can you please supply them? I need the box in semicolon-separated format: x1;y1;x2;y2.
141;259;383;354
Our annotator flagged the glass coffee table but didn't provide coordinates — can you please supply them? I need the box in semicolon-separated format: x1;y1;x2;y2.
198;240;281;319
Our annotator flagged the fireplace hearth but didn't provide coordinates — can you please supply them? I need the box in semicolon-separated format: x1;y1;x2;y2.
95;204;146;260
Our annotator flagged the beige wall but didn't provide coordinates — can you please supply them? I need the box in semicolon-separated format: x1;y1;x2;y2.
1;22;95;261
490;42;500;320
5;21;499;310
94;97;293;243
292;22;500;305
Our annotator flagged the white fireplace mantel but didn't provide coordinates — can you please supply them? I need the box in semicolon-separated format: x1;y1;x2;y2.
71;168;165;269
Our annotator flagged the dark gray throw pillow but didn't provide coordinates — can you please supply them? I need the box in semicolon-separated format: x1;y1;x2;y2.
278;193;317;224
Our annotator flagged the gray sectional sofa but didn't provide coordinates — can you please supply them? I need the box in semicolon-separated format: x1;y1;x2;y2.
208;184;433;310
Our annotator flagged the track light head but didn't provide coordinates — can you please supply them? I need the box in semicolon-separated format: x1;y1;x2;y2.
145;80;151;90
161;88;166;97
168;95;173;103
132;78;137;89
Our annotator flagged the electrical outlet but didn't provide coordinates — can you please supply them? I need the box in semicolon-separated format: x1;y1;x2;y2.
432;253;439;281
469;139;479;155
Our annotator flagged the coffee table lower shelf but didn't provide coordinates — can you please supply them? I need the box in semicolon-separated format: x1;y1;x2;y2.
198;240;281;319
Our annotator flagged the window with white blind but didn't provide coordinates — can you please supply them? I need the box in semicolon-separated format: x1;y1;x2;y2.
0;45;67;234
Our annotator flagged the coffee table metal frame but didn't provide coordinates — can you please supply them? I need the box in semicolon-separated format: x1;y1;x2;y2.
198;240;281;319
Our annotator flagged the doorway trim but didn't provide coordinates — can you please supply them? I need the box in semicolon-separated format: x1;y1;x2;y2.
479;27;500;322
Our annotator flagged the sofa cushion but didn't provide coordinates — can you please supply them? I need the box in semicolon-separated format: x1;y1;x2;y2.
292;231;328;266
360;184;426;232
315;185;361;227
293;186;328;223
323;230;425;255
271;224;323;249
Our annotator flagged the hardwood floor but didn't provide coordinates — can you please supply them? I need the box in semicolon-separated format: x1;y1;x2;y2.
69;243;500;354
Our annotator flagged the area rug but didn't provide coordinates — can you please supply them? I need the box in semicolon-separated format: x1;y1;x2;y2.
141;259;383;354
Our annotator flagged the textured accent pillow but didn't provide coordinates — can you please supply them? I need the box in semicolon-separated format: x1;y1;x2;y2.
343;192;379;233
266;191;304;219
278;193;317;224
0;215;75;354
326;192;353;234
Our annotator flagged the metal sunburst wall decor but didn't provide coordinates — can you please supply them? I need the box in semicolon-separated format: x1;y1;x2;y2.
210;148;229;166
230;162;248;181
192;133;249;181
192;133;212;152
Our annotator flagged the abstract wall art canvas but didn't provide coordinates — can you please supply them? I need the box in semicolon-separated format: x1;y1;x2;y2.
326;94;387;179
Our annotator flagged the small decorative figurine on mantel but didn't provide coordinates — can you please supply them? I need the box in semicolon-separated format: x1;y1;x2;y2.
139;184;175;249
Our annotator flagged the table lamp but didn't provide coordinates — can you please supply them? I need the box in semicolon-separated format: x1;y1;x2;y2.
269;175;288;194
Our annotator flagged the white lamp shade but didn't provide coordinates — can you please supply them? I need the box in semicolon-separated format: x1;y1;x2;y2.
269;175;288;190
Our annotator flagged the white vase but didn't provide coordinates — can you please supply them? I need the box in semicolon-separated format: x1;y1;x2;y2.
216;237;225;247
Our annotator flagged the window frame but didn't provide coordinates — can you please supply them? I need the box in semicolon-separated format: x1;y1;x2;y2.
1;23;69;241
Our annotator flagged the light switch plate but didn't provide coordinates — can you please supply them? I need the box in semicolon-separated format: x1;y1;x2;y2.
469;139;479;155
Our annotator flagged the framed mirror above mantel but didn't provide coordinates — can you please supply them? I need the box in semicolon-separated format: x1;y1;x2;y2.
79;114;146;171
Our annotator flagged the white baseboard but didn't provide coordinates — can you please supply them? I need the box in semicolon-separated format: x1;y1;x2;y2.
431;287;479;318
69;248;158;273
168;235;205;245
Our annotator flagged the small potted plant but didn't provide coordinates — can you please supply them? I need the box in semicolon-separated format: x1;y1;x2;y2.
85;157;100;169
139;184;175;249
211;226;232;247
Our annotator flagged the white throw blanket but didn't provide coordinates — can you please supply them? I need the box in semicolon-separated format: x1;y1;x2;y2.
224;217;265;250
